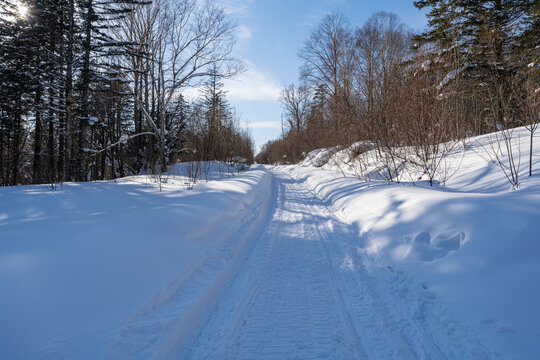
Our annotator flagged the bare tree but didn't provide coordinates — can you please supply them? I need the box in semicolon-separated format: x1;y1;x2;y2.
118;0;243;183
517;63;539;177
354;12;412;182
300;13;357;143
399;52;465;187
477;21;524;189
355;12;411;116
279;84;311;134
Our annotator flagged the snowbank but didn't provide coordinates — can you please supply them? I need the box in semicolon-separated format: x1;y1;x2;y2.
0;165;272;359
167;160;247;181
285;126;540;359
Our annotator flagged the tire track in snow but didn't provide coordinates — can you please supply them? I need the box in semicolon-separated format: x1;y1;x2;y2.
284;174;417;359
103;172;276;359
178;180;288;359
289;168;493;359
105;167;493;359
295;183;426;359
183;176;364;359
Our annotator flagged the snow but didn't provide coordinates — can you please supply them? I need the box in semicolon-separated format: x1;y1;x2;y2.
1;127;539;359
118;134;129;143
290;126;540;358
0;165;272;359
88;116;99;125
302;147;338;167
101;168;493;359
436;66;466;90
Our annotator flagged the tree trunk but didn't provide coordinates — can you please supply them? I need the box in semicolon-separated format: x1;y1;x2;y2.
64;0;75;182
47;86;56;183
32;88;43;184
78;0;93;181
12;95;22;185
530;130;533;177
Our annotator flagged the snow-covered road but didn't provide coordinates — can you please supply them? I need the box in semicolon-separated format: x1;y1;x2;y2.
106;168;491;359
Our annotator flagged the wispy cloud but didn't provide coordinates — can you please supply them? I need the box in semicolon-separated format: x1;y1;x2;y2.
221;0;253;18
179;61;281;103
224;61;282;102
237;24;252;40
243;121;282;129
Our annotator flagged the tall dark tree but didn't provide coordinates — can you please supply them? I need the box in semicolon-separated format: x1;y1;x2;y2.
0;0;249;186
0;0;36;185
413;0;536;130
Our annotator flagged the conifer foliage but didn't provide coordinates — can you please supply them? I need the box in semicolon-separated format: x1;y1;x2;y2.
0;0;252;186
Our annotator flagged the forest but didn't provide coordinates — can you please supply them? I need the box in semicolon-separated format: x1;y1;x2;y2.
0;0;538;187
0;0;253;186
257;1;538;188
1;1;540;358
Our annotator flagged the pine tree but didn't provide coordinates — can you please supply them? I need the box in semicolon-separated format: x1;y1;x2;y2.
413;0;535;131
517;0;539;59
0;0;36;185
200;65;232;161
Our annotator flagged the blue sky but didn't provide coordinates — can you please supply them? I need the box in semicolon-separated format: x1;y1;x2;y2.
220;0;428;150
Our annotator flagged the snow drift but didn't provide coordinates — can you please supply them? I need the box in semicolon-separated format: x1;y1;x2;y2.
286;126;540;359
0;165;272;359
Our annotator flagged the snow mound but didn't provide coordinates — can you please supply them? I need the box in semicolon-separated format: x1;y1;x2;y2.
394;231;465;262
301;148;335;167
301;142;375;169
168;160;246;181
284;126;540;359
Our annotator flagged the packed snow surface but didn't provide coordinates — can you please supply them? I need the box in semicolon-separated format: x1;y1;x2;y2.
1;127;539;359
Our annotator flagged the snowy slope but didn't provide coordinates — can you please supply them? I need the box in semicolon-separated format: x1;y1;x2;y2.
288;126;540;359
0;166;272;359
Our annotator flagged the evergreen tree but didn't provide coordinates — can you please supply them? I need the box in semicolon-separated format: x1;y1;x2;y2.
0;0;247;186
200;65;232;161
0;0;36;185
413;0;536;131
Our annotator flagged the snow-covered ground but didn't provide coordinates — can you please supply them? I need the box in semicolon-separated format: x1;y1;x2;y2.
291;126;540;359
1;127;539;359
0;165;272;359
